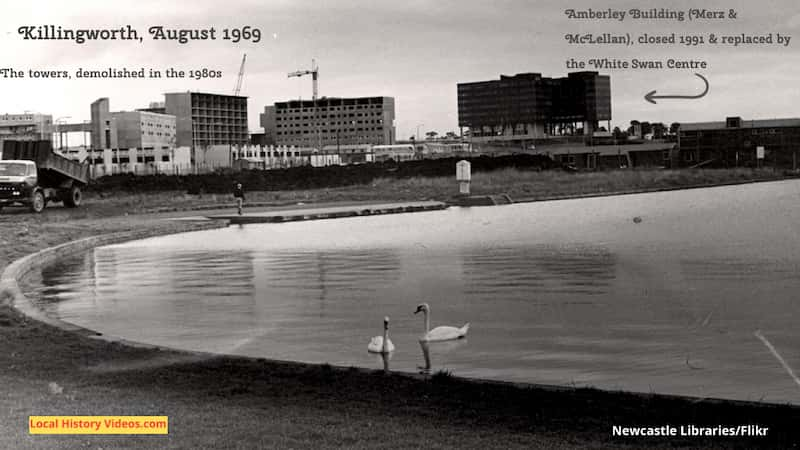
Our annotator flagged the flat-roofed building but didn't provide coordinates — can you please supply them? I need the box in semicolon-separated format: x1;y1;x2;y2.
679;116;800;168
90;98;176;150
372;144;416;162
114;111;176;149
457;71;611;145
88;98;184;174
550;141;676;170
260;96;395;150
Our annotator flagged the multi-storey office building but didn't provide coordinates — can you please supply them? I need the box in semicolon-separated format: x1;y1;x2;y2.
679;116;800;168
165;92;249;148
457;71;611;144
260;96;395;149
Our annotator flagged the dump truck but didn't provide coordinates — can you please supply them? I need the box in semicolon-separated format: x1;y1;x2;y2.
0;140;90;213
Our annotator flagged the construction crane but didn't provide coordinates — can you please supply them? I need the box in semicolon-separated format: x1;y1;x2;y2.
288;59;318;101
233;53;247;96
288;59;323;151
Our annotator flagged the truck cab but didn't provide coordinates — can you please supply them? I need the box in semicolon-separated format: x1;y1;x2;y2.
0;160;38;211
0;140;89;213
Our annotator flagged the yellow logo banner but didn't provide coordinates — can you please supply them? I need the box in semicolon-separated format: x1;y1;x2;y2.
29;416;168;435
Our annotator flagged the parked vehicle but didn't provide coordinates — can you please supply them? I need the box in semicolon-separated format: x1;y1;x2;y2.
0;140;90;213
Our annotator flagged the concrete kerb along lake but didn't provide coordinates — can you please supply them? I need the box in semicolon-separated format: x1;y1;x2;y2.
12;181;800;406
3;200;445;335
205;201;448;224
1;223;226;337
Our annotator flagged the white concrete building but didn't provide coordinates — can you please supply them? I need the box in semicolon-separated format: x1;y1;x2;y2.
230;144;341;168
61;145;192;177
372;144;416;162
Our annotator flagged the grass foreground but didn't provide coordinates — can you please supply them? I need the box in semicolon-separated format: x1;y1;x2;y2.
2;168;800;449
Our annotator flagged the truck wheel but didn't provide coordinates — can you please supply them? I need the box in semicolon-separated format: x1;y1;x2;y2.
63;186;82;208
31;191;46;213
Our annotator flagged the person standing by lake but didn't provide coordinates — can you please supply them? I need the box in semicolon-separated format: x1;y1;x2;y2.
233;182;245;215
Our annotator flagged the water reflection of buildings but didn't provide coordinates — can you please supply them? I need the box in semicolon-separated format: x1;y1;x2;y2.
30;251;97;315
461;244;617;297
164;250;256;310
252;249;404;318
88;247;257;331
89;248;255;299
459;244;617;326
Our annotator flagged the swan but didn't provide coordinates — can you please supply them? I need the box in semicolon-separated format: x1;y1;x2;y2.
414;303;469;342
367;316;395;353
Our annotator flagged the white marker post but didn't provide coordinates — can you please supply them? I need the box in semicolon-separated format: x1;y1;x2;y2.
456;160;471;195
756;146;765;168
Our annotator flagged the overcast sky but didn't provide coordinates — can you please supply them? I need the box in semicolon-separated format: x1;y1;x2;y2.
1;0;798;140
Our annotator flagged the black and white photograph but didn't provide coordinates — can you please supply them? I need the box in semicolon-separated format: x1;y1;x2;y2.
1;0;800;448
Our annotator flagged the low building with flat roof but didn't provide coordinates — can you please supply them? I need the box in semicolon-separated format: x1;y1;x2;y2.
90;98;176;150
679;116;800;168
548;141;676;170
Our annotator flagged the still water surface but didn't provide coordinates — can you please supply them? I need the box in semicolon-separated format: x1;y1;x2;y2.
24;180;800;403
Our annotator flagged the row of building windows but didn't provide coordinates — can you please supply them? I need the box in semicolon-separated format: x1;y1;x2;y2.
278;120;384;128
89;146;171;152
0;126;40;132
190;112;247;119
192;133;249;138
191;102;246;109
277;112;383;121
277;105;383;114
191;109;247;114
0;116;51;123
191;102;246;107
105;155;172;163
682;128;789;138
140;122;175;129
277;128;385;135
280;137;379;143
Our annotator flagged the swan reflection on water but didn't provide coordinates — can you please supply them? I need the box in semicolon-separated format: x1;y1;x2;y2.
368;316;396;372
373;351;393;372
369;339;468;374
417;339;469;375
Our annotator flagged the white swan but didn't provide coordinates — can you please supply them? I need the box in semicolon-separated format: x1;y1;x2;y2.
414;303;469;342
367;316;395;353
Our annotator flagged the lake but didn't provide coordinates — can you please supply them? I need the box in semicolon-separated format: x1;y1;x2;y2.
23;179;800;404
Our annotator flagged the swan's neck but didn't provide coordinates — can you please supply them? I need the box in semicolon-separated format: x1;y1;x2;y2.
382;326;389;352
424;311;430;334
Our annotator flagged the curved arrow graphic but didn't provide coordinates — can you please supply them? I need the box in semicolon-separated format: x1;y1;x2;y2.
645;73;709;104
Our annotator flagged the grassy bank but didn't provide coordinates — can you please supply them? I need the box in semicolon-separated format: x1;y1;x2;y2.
66;167;795;217
2;171;800;448
367;167;791;201
87;154;555;195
